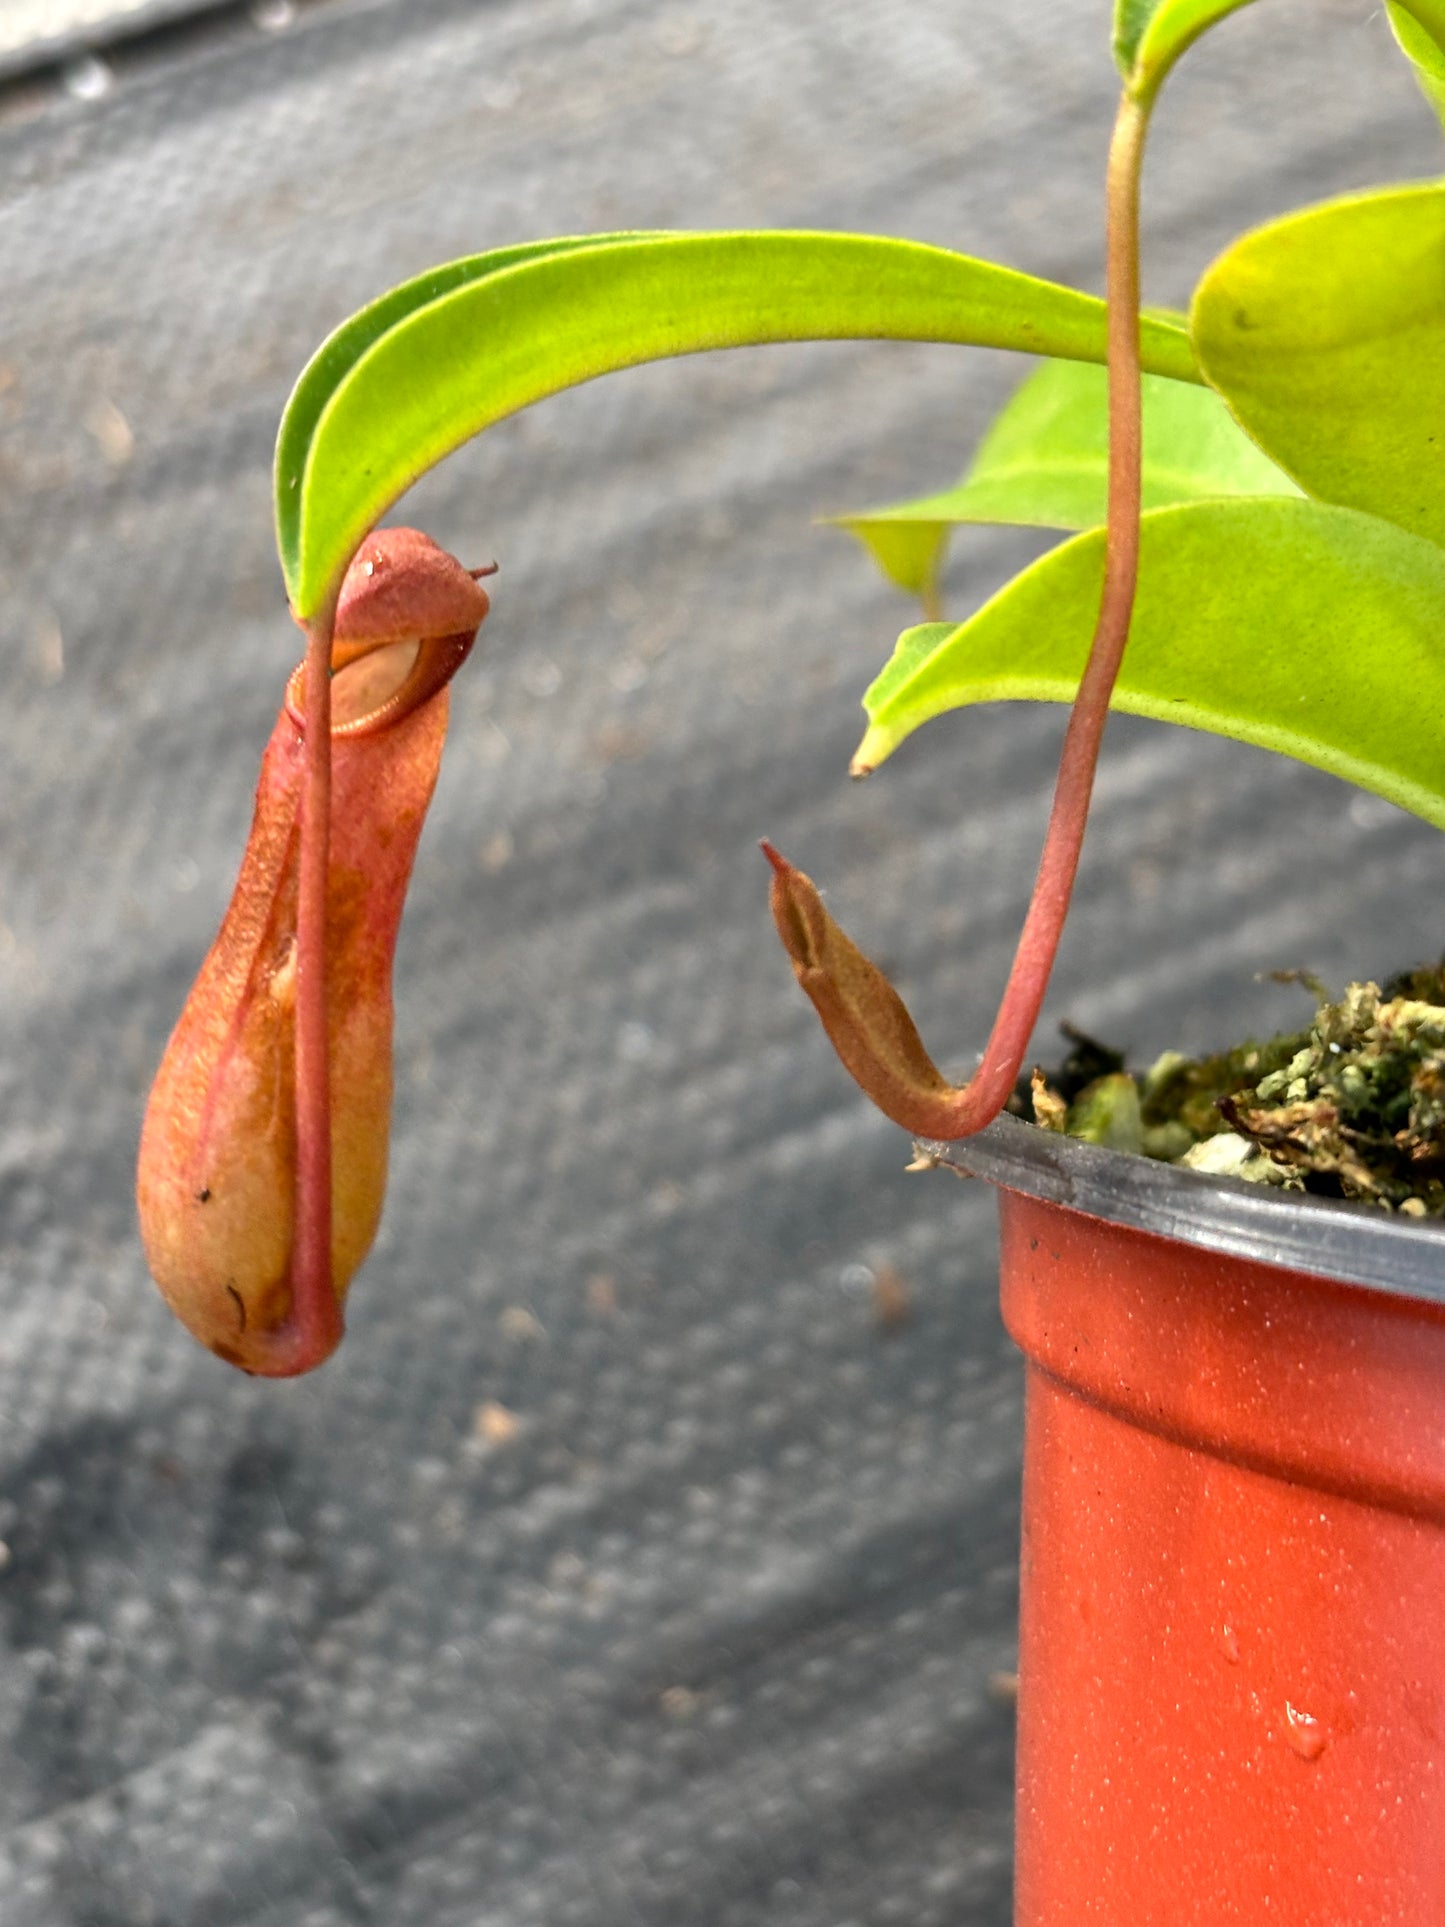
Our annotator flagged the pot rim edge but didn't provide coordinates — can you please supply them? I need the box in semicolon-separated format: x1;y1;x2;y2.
934;1114;1445;1306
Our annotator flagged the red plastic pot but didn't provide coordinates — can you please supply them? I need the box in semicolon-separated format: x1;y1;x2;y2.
953;1116;1445;1924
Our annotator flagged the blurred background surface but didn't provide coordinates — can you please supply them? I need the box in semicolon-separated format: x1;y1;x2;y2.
0;1;1437;1920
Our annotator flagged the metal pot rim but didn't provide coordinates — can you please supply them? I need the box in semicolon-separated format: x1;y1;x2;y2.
931;1113;1445;1305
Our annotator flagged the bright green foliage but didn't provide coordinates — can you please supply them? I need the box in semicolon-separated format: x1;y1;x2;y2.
1388;1;1445;128
853;498;1445;831
274;235;654;607
1112;0;1258;99
274;13;1445;866
1192;186;1445;552
276;231;1198;618
1112;0;1159;71
832;356;1299;607
1115;0;1445;100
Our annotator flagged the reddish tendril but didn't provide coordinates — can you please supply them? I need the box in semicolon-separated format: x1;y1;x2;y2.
765;94;1148;1142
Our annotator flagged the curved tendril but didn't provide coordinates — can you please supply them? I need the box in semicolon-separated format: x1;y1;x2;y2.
245;564;493;1378
768;90;1150;1142
247;597;342;1378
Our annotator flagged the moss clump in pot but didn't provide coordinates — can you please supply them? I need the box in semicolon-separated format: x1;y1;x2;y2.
1026;968;1445;1217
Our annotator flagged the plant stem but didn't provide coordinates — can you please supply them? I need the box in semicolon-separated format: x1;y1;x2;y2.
926;90;1149;1136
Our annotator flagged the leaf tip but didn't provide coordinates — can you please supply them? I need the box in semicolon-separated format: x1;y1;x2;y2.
849;724;893;778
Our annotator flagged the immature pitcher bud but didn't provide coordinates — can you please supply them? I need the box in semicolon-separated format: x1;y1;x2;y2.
137;530;491;1374
763;840;953;1117
763;840;996;1140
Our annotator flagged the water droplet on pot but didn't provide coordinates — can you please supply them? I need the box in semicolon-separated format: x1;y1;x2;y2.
1284;1701;1326;1761
1221;1624;1240;1665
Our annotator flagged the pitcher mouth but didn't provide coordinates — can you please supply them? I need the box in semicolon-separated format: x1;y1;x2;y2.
284;627;477;739
927;1112;1445;1305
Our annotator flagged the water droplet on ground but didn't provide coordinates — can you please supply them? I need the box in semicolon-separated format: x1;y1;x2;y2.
522;657;562;698
617;1020;654;1062
63;56;113;102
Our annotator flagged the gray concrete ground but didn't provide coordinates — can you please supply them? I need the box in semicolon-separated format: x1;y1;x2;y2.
0;1;1438;1920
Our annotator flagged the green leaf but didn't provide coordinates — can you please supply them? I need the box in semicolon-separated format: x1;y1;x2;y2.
830;356;1300;605
274;234;659;595
1388;0;1445;129
1113;0;1258;96
853;497;1445;832
276;230;1199;617
1192;185;1445;550
1116;0;1445;100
